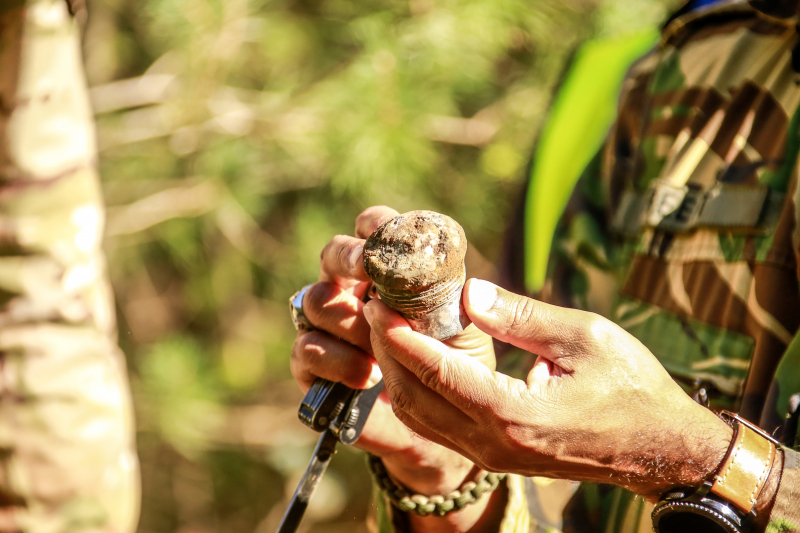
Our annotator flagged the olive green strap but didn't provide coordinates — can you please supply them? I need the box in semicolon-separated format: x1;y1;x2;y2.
366;454;506;517
611;183;785;236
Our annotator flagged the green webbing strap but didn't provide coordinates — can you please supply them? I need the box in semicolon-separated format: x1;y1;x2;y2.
523;30;660;293
610;184;785;235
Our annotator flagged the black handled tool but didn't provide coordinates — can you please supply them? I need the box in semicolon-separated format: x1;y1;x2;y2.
277;377;384;533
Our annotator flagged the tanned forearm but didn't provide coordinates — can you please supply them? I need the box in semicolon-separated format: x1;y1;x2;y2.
633;407;734;501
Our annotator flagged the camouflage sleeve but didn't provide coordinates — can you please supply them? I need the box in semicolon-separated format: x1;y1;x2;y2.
539;149;615;315
761;111;800;533
537;53;650;316
765;328;800;532
0;1;139;531
768;448;800;533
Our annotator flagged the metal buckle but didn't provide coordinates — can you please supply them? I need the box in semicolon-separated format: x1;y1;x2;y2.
646;184;704;233
719;410;780;446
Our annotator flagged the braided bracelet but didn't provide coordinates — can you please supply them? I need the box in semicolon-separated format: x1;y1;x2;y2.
366;454;507;517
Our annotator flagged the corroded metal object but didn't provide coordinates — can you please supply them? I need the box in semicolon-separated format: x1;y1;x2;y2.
363;210;470;341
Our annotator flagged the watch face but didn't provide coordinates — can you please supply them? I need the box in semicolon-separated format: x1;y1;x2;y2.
652;501;742;533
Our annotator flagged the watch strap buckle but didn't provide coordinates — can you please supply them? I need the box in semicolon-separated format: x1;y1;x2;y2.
711;411;778;514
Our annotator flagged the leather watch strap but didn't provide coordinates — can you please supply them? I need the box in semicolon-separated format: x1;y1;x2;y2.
711;413;777;514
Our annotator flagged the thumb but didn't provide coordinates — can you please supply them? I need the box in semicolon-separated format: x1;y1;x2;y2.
463;279;597;366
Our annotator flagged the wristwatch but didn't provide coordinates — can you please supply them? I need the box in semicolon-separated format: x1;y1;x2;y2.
652;411;779;533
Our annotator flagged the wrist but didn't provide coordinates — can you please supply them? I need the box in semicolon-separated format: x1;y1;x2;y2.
634;405;734;500
380;451;477;496
406;481;505;533
651;411;783;533
370;454;508;533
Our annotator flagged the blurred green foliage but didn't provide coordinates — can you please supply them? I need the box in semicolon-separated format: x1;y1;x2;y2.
83;0;675;531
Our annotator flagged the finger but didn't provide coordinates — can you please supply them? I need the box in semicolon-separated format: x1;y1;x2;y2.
291;330;381;392
528;354;569;385
443;323;496;371
356;390;470;461
303;282;371;352
365;299;507;418
371;324;478;454
319;234;369;286
385;402;478;467
355;206;399;239
463;278;600;369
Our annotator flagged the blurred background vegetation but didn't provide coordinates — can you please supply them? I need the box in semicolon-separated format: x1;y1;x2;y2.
81;0;676;531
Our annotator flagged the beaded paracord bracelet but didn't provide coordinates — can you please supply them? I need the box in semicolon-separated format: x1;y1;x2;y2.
366;454;507;517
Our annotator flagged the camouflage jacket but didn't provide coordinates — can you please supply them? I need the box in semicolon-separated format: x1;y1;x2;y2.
375;0;800;532
0;1;139;531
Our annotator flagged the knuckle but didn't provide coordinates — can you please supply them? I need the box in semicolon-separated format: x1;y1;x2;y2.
414;355;451;394
291;334;305;358
390;403;416;430
295;331;325;365
355;209;374;229
292;332;313;361
507;297;538;337
290;332;318;380
373;328;401;362
320;235;350;265
389;397;410;421
290;336;305;372
303;282;328;313
384;376;413;415
330;235;347;260
580;312;613;346
320;239;334;263
336;235;358;266
359;206;388;223
357;206;397;236
416;358;441;390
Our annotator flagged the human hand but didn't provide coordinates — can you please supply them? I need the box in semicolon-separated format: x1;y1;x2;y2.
363;278;736;500
290;207;497;504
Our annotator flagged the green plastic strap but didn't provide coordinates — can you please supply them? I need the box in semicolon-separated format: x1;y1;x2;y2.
523;30;659;293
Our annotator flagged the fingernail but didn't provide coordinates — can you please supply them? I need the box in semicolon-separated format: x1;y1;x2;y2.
348;245;363;271
363;304;374;325
468;279;498;312
365;364;383;388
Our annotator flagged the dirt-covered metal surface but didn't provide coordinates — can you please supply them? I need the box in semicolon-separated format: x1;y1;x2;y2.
363;210;467;291
363;210;470;340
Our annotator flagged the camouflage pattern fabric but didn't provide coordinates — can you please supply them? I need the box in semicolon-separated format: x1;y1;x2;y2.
372;0;800;532
0;1;139;531
537;0;800;530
